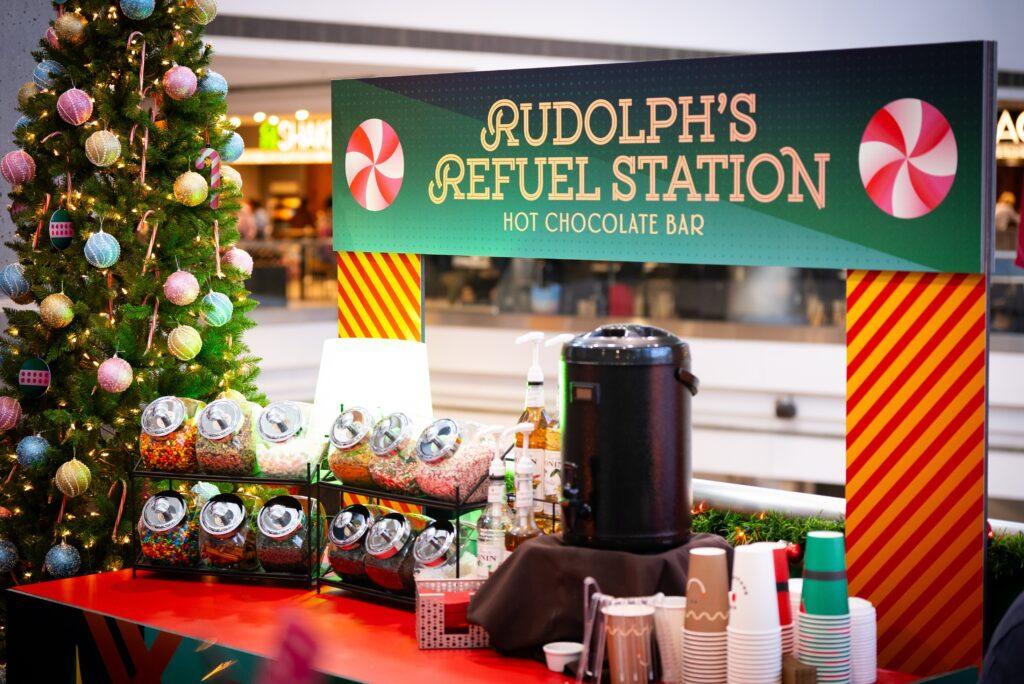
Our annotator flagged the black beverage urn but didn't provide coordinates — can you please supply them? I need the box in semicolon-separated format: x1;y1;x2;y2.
560;324;699;552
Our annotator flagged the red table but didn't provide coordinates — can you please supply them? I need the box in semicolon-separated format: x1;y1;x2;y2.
10;570;921;683
11;569;564;682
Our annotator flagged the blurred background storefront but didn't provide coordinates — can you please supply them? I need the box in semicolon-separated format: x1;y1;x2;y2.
23;0;1020;515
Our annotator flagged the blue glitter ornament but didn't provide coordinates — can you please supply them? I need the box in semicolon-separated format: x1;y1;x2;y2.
219;131;244;163
119;0;154;20
191;481;220;505
0;539;18;574
44;541;80;578
33;60;64;89
15;116;32;131
197;70;228;96
16;435;49;470
54;0;69;5
0;263;30;303
201;291;233;327
84;230;120;269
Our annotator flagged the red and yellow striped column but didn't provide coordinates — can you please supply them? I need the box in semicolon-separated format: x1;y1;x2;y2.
845;270;986;675
337;251;425;512
337;251;422;341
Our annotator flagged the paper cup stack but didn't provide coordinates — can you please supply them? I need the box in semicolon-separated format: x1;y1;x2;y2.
752;541;794;655
796;531;852;683
849;597;877;684
654;596;686;683
684;547;729;682
727;545;782;683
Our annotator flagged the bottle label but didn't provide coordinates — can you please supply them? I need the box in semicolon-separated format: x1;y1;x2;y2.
487;482;505;504
544;448;561;500
518;446;546;513
477;529;506;576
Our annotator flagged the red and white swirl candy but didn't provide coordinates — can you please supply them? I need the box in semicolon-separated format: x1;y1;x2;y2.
345;118;404;211
196;148;221;209
859;98;957;219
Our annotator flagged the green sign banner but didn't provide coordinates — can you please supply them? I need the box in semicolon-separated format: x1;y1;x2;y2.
332;42;993;273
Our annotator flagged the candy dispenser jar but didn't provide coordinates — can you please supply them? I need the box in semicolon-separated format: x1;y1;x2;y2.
415;420;496;502
368;413;422;495
413;519;463;580
364;512;420;592
327;503;390;581
256;495;324;574
326;407;376;487
255;401;326;479
139;396;205;472
138;490;199;566
196;398;261;476
199;493;256;569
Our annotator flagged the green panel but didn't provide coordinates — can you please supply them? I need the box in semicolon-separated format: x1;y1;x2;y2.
333;42;991;273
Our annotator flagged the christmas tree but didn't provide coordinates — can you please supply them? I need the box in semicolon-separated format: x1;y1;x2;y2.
0;0;260;639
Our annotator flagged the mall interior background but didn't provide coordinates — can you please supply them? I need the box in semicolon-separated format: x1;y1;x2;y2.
2;0;1023;518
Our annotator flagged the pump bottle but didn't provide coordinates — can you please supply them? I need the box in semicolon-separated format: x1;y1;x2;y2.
514;332;550;518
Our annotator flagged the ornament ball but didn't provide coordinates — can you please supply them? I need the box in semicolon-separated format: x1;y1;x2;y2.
163;65;197;101
54;13;87;46
85;130;121;167
222;247;253;276
168;325;202;361
201;291;233;327
84;230;121;269
56;88;93;126
120;0;155;20
0;397;22;431
44;541;81;578
40;292;74;328
16;435;49;470
173;171;208;206
221;164;242;189
55;458;91;498
0;263;32;304
164;270;201;305
786;541;803;562
189;0;218;24
0;540;18;574
1;150;36;185
198;70;228;96
219;132;244;163
18;82;39;108
97;356;133;393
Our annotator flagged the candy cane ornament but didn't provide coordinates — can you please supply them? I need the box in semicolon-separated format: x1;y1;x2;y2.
195;148;221;209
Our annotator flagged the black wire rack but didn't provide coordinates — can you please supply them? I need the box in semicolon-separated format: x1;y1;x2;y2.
129;462;321;587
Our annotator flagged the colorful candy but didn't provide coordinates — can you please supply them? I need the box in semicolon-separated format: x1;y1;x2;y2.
345;118;404;211
139;423;198;472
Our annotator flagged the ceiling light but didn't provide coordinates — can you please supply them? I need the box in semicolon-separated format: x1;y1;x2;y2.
267;115;280;125
253;111;267;123
295;109;310;121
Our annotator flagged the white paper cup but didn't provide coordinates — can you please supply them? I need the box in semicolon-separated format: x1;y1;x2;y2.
654;596;686;683
729;545;780;633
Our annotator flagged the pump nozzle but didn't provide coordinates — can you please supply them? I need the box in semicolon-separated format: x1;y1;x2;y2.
544;333;575;349
516;331;546;384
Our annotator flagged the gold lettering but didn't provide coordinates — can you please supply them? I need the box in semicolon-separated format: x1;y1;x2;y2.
428;154;466;204
584;99;618;145
646;96;678;144
480;99;520;152
780;147;830;209
612;156;637;201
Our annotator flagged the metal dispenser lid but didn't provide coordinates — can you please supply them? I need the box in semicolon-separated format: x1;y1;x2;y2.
199;494;246;537
141;396;186;437
141;491;187;532
412;520;456;566
365;512;411;559
564;324;690;367
258;401;303;443
329;407;373;449
198;399;244;441
369;413;412;457
257;495;304;540
415;418;462;464
329;504;375;549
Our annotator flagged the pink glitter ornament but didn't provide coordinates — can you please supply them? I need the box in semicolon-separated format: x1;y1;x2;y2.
0;397;22;432
57;88;93;126
222;247;253;276
1;150;35;185
56;88;93;126
45;26;59;49
162;65;197;101
97;356;133;393
163;269;200;305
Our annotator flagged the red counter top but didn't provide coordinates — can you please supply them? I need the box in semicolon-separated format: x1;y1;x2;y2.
13;569;564;683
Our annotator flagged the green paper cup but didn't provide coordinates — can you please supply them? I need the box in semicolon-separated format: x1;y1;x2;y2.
802;531;849;616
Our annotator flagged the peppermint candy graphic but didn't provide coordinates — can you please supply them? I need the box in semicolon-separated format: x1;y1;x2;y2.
859;98;957;219
345;119;404;211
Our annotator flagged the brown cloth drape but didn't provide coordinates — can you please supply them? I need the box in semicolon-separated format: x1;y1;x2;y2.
467;533;733;657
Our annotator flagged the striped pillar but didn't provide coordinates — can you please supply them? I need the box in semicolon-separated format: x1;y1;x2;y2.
845;270;986;675
337;251;422;341
337;251;425;514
